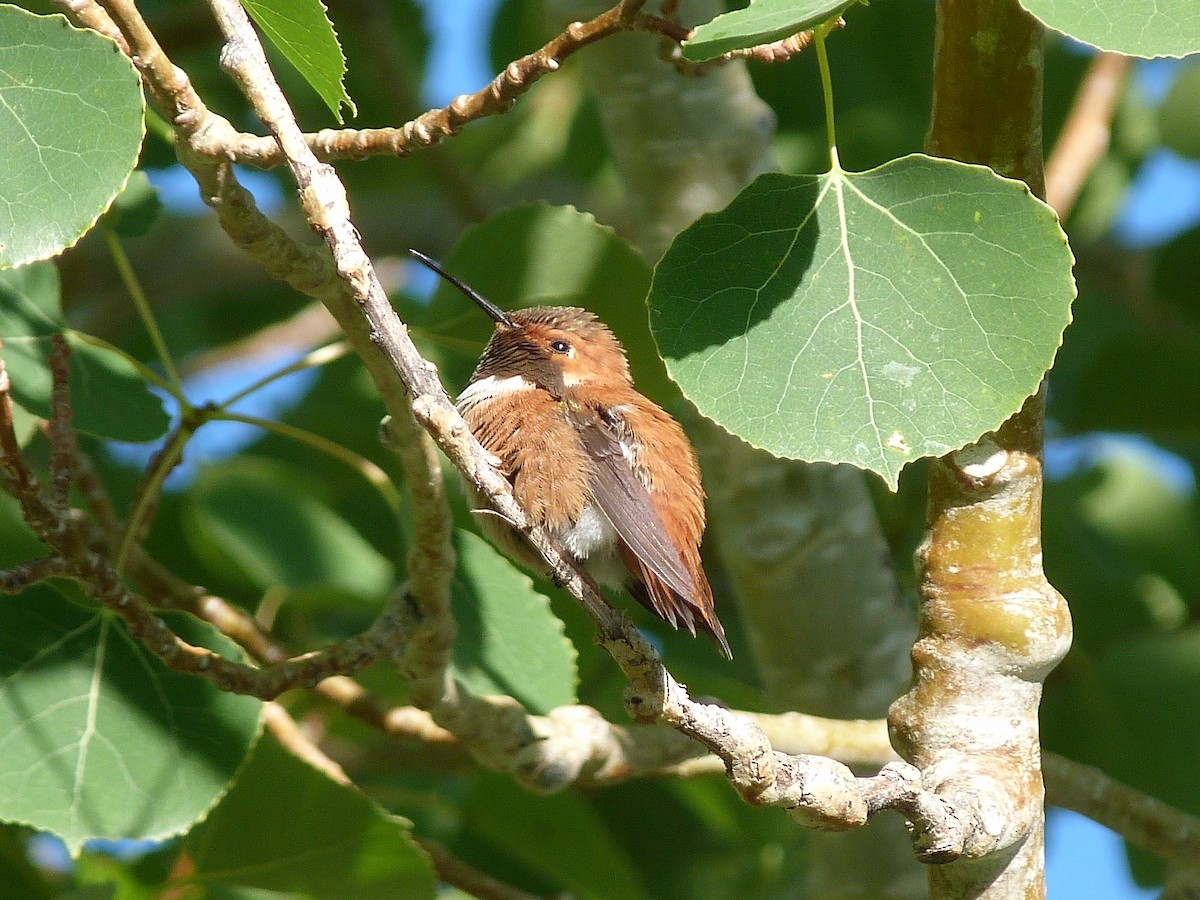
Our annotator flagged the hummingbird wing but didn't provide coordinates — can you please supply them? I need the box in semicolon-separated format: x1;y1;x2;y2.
572;409;700;619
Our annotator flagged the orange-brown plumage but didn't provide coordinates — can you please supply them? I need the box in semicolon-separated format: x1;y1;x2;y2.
411;250;729;657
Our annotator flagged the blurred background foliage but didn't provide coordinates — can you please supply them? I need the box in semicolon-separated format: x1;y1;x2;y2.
4;0;1200;896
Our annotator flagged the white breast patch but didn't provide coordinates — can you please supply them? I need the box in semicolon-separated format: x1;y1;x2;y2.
457;374;534;412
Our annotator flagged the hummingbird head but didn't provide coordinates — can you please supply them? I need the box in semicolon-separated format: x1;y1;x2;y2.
410;249;631;396
475;307;631;396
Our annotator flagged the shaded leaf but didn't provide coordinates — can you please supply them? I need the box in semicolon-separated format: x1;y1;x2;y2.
184;457;393;601
1049;284;1200;438
684;0;858;61
0;263;169;442
240;0;356;122
186;733;436;899
0;7;144;268
650;156;1076;489
451;529;577;715
465;773;646;900
1019;0;1200;58
0;588;263;853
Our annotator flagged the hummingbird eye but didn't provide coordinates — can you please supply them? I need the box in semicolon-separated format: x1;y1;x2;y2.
550;339;571;354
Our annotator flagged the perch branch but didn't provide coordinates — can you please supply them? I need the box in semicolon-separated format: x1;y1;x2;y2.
200;0;969;835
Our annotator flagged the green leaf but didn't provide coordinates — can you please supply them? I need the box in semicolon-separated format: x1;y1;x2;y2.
650;156;1076;489
184;457;393;601
1019;0;1200;58
186;733;436;899
1160;61;1200;160
420;203;665;402
466;774;647;900
451;529;577;715
0;588;263;853
1095;629;1200;809
0;6;145;268
0;263;170;442
1048;282;1200;439
240;0;356;123
683;0;859;61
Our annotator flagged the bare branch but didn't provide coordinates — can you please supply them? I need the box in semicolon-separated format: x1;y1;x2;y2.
378;412;457;711
183;0;967;835
1044;753;1200;865
59;0;128;52
1045;52;1131;219
47;336;75;512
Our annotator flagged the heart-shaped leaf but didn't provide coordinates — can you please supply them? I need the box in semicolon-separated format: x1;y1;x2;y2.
1019;0;1200;58
0;7;144;267
650;155;1076;489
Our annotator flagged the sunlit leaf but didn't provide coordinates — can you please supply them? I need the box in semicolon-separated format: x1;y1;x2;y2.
650;156;1076;489
240;0;356;122
1019;0;1200;57
0;7;144;268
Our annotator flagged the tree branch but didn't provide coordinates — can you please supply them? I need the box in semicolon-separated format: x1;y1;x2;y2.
1044;52;1131;219
191;0;973;836
1044;753;1200;866
890;2;1071;894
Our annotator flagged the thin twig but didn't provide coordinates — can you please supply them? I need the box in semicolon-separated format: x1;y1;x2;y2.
47;336;75;512
1044;753;1200;864
201;0;936;832
1045;52;1131;219
104;227;183;393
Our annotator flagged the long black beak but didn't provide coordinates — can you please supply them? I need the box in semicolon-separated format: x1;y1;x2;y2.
408;249;515;329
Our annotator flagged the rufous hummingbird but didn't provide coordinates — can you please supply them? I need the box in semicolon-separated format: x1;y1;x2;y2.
411;250;731;658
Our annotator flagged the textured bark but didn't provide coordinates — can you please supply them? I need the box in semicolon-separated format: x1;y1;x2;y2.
887;2;1071;896
545;1;922;895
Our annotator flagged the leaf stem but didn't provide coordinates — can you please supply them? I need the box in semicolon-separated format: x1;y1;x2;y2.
212;409;404;515
220;340;352;408
69;331;183;403
814;21;840;172
104;227;183;394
